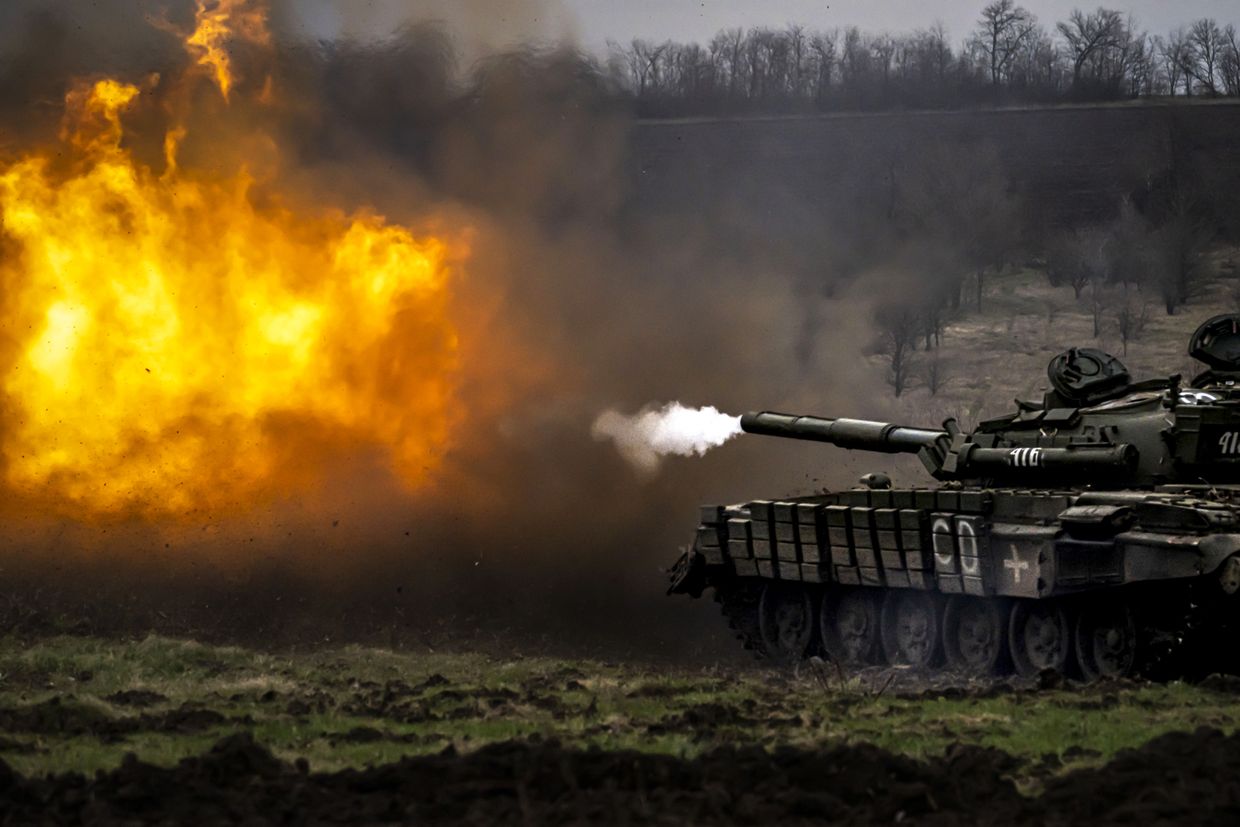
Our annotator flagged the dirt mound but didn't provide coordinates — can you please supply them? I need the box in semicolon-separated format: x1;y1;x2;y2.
104;689;167;708
0;698;236;740
0;734;1024;825
1039;727;1240;823
2;727;1239;824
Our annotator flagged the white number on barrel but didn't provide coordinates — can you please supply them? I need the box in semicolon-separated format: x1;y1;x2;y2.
1220;431;1240;456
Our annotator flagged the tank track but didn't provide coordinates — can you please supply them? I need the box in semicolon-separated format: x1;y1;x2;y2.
712;579;1240;682
1150;583;1240;680
1137;584;1199;681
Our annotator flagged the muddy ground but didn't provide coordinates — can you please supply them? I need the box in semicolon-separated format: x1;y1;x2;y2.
2;636;1240;824
3;726;1240;825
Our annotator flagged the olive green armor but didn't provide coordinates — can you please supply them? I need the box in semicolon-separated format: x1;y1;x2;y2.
669;315;1240;680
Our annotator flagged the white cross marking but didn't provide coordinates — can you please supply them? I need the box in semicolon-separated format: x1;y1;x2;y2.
1004;544;1030;584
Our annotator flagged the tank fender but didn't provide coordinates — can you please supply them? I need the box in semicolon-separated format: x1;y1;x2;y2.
667;548;707;598
1199;534;1240;577
1117;532;1240;583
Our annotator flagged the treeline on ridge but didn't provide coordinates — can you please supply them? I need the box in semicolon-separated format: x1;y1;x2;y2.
607;1;1240;117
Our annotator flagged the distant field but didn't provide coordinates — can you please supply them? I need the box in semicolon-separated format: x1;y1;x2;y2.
884;247;1240;432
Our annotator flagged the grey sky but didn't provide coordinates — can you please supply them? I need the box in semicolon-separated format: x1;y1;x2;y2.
563;1;1240;52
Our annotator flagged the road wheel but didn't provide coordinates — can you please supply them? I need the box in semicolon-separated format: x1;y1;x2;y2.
1009;599;1072;678
758;582;816;663
943;596;1008;676
881;590;942;668
1075;600;1138;681
821;587;882;666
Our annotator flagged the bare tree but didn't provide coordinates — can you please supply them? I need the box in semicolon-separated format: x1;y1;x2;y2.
743;27;772;98
1185;19;1225;95
872;34;897;93
921;353;949;396
970;1;1039;89
1156;30;1193;94
1221;25;1240;95
1124;31;1156;97
1111;200;1161;283
898;23;956;100
873;304;918;397
1045;227;1108;299
919;302;943;351
1088;274;1107;338
1114;290;1151;355
617;38;669;96
1009;24;1061;94
1148;194;1213;314
839;26;873;105
612;13;1235;115
927;22;955;85
1059;9;1126;88
786;24;810;97
709;28;746;98
810;30;838;101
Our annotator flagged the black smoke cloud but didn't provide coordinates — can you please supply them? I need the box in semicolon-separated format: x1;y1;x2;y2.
0;1;918;661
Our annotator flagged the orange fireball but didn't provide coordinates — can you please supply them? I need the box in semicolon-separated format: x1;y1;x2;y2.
0;1;465;518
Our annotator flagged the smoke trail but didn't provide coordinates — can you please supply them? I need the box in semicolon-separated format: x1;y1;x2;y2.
592;402;742;473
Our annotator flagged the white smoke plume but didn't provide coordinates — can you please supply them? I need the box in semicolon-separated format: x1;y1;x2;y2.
592;402;742;473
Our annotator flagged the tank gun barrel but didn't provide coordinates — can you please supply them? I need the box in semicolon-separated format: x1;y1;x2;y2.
740;410;1139;480
956;444;1138;474
739;412;944;454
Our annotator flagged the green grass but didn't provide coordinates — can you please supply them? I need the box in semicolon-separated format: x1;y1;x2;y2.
4;634;1240;782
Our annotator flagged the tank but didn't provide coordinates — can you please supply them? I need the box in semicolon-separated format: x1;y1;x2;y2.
668;314;1240;680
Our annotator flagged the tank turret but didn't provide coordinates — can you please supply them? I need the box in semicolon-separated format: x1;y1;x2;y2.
739;412;1140;485
668;315;1240;682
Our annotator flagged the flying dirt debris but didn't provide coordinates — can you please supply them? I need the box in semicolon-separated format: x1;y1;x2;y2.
669;314;1240;682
